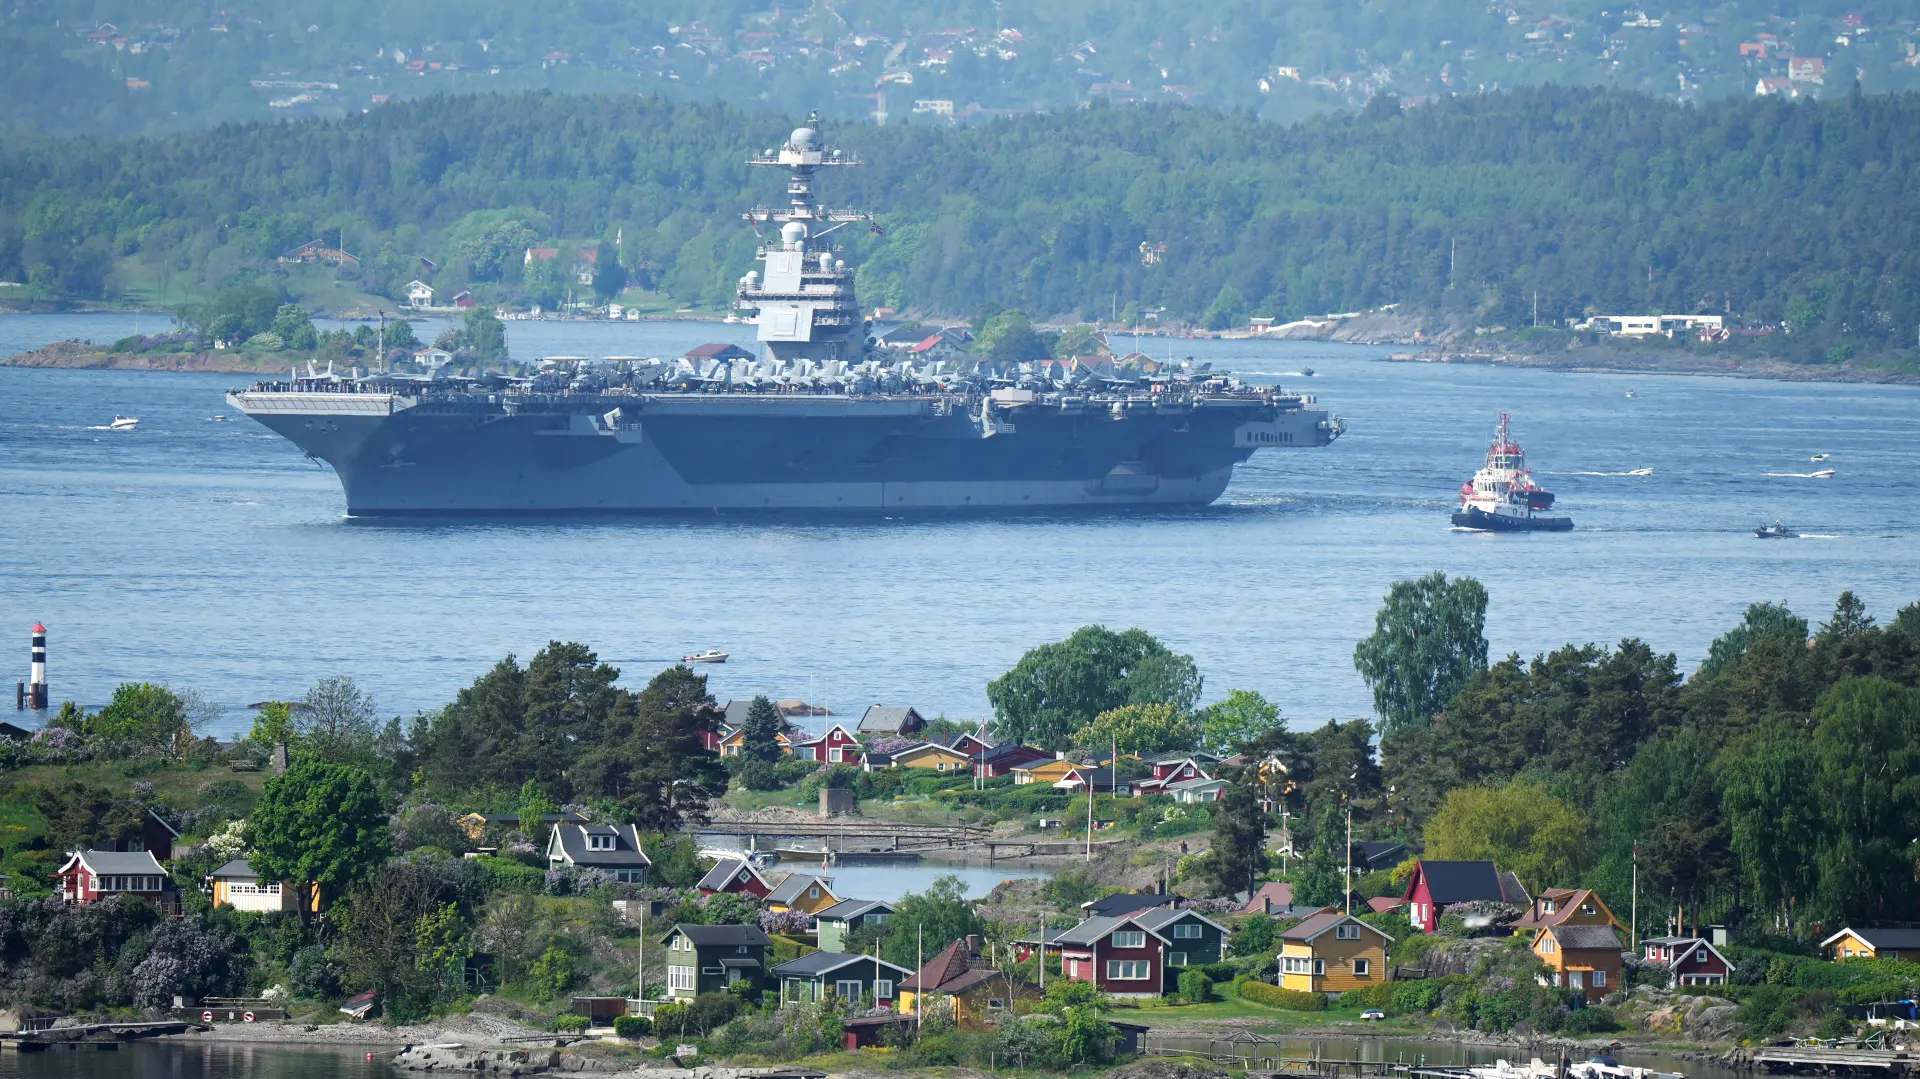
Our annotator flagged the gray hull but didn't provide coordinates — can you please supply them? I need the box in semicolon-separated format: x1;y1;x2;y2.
232;391;1335;516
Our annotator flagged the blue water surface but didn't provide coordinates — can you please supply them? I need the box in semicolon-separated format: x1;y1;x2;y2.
3;313;1916;736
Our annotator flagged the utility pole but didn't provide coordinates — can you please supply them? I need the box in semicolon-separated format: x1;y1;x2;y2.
1036;917;1045;991
1631;841;1639;951
1343;803;1354;916
915;926;924;1029
637;904;646;1001
1086;763;1094;862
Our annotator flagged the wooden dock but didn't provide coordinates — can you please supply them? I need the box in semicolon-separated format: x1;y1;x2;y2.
1;1019;197;1051
699;820;989;857
1751;1047;1920;1074
1141;1033;1471;1077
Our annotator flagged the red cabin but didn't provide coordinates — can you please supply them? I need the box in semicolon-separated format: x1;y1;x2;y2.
697;856;773;897
1642;937;1735;986
54;850;170;905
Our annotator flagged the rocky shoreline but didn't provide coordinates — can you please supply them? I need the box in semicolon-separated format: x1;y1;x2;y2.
1;340;303;375
1397;345;1920;386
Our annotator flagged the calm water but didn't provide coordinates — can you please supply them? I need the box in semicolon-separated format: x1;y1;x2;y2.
3;313;1918;736
1146;1035;1736;1079
0;1042;388;1078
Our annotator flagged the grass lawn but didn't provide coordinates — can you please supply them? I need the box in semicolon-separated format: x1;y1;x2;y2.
1114;980;1428;1035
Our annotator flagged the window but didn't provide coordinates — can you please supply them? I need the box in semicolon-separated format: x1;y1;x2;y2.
616;869;645;883
835;979;864;1000
1593;970;1607;987
1354;959;1371;976
588;833;615;851
1106;961;1152;980
869;913;889;925
673;934;692;951
1695;950;1708;964
809;886;820;899
1581;902;1596;915
1283;957;1313;975
875;979;894;1000
737;870;750;883
1111;931;1146;949
1313;959;1326;976
1169;952;1189;966
1335;924;1360;940
668;966;697;991
1541;900;1557;914
1171;923;1203;939
988;999;1008;1011
829;748;842;763
1540;938;1556;954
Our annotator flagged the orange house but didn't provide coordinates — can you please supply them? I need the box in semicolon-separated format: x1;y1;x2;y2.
1531;923;1623;1003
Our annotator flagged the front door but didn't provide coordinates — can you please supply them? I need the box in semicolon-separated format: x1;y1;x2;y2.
1569;971;1585;990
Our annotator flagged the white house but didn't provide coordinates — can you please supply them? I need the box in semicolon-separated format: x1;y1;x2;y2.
406;280;434;308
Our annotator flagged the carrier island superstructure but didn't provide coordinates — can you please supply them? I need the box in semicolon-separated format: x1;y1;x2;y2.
229;117;1345;515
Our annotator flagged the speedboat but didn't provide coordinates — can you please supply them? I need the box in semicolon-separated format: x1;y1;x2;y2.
1756;522;1798;539
1625;389;1637;398
1626;467;1654;476
1810;453;1829;462
108;415;139;431
1809;469;1836;479
682;649;729;664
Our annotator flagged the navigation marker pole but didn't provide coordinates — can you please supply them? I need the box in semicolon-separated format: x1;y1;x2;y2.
19;623;47;710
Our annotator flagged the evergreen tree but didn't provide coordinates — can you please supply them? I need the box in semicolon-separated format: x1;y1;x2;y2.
741;695;785;764
1207;773;1267;898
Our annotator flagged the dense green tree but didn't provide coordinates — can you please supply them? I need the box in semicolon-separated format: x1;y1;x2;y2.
1594;726;1734;935
987;626;1201;748
84;682;191;756
249;759;390;907
30;781;144;853
740;695;785;764
1070;702;1199;757
1423;782;1591;893
1353;572;1489;735
1806;677;1920;925
860;874;988;973
1718;720;1822;932
1206;771;1268;898
1196;689;1281;755
614;665;731;832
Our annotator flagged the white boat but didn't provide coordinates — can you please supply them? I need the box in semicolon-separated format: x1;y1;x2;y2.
1810;469;1836;479
108;415;139;430
1451;413;1574;532
682;649;729;664
1469;1059;1556;1079
1568;1057;1684;1079
1810;453;1830;462
1626;467;1654;476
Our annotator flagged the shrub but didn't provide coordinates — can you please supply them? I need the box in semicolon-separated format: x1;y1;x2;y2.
551;1013;589;1033
526;945;576;1000
1177;970;1214;1004
613;1015;652;1038
1240;980;1326;1010
475;855;545;893
740;760;782;791
1560;1006;1620;1035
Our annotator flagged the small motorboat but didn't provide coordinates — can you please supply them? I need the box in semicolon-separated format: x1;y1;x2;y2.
1756;522;1798;539
1301;367;1315;377
1625;389;1637;398
1626;467;1654;476
682;649;729;664
1809;468;1836;479
1810;453;1830;462
108;415;139;431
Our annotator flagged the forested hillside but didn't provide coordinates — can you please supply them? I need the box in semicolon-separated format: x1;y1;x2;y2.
3;89;1918;354
10;0;1919;136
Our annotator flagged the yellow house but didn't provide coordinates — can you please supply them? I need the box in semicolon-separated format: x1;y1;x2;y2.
1279;910;1391;993
208;858;301;913
1822;927;1920;961
767;873;841;914
1012;758;1078;785
1511;887;1624;936
890;742;973;772
898;937;1037;1029
717;727;793;757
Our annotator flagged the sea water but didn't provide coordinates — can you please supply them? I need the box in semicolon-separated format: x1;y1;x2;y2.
3;313;1918;735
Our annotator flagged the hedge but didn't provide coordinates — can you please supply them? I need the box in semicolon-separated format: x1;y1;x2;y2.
1240;980;1327;1010
613;1015;652;1038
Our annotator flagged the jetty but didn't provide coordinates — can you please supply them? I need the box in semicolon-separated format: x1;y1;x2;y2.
1;1018;197;1051
697;820;988;858
1749;1046;1920;1075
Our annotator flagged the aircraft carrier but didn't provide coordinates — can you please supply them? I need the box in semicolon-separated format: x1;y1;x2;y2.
229;117;1344;516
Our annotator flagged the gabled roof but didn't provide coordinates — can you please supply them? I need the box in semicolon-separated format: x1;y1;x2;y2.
1665;938;1736;971
698;856;772;893
1409;860;1513;904
1081;891;1174;918
59;849;167;876
892;741;972;764
773;950;912;979
147;809;181;838
1164;776;1228;793
767;873;836;906
816;898;893;922
1357;840;1407;869
210;858;258;879
1281;910;1393;945
1542;924;1623;951
900;938;975;992
1054;912;1175;947
1240;881;1294;913
1134;906;1228;936
550;822;649;867
980;742;1052;765
858;705;924;733
668;923;772;948
1822;926;1920;951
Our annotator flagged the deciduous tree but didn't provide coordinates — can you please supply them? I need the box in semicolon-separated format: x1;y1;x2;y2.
987;626;1201;748
1352;572;1489;734
249;758;390;908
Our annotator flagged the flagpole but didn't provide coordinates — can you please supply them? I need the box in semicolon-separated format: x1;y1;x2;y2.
1631;841;1639;951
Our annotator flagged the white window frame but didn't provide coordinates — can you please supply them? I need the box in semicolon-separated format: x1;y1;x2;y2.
1313;959;1325;976
1111;931;1147;949
588;833;615;851
1593;969;1607;987
1283;956;1313;974
1171;923;1203;939
1105;960;1152;980
875;979;894;1000
1335;924;1360;940
1169;952;1188;966
668;966;697;991
835;979;865;1000
1354;958;1371;976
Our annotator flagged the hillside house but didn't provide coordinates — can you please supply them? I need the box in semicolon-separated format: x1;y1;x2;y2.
92;809;179;861
1081;891;1174;919
1789;56;1826;82
1011;758;1079;786
767;873;840;915
54;850;170;905
698;856;774;897
814;898;892;952
208;858;298;912
278;239;360;267
1531;923;1623;1003
406;281;434;308
1642;936;1735;986
664;923;772;998
857;705;927;738
1240;882;1295;915
1280;910;1392;993
456;810;588;841
546;822;650;883
1054;906;1226;997
1403;859;1529;932
899;937;1037;1028
774;951;910;1006
788;724;861;764
1164;776;1228;803
1822;927;1920;961
1511;887;1624;936
887;741;974;772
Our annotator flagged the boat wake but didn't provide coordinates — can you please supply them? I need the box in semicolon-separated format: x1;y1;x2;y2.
1566;469;1654;477
1766;470;1837;478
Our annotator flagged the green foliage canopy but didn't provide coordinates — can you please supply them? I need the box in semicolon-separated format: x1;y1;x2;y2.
1352;571;1489;735
987;625;1201;748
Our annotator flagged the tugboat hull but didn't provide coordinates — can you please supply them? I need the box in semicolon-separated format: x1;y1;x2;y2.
1452;507;1574;532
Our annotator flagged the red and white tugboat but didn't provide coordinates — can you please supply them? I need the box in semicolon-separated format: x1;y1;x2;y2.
1452;413;1574;532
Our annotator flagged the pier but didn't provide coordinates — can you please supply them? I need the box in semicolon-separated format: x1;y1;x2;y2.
1;1019;196;1051
1749;1046;1920;1075
1140;1034;1478;1078
698;820;989;860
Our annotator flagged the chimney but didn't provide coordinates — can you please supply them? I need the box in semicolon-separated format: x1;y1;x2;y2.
967;934;982;956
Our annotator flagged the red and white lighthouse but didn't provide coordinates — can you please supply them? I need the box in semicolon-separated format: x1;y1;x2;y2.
20;623;47;710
